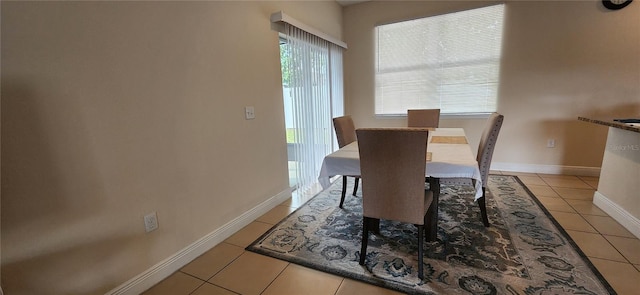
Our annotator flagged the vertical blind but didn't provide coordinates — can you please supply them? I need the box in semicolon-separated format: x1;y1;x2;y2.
282;23;344;193
375;4;505;115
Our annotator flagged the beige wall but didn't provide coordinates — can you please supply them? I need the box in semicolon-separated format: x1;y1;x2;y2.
1;1;342;294
343;1;640;170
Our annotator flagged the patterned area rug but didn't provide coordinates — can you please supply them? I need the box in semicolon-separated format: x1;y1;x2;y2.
247;175;615;294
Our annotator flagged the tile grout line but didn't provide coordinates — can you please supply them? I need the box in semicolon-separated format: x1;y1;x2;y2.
333;278;347;295
182;243;253;294
258;262;292;295
185;278;207;295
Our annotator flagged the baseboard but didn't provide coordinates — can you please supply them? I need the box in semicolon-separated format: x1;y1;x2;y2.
593;191;640;239
492;162;600;177
106;188;293;295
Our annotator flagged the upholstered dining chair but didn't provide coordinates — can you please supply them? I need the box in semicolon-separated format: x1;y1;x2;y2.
356;128;434;280
407;109;441;128
441;112;504;227
332;115;360;208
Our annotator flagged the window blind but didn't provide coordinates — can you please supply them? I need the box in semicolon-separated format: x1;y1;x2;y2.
280;23;345;193
375;4;505;115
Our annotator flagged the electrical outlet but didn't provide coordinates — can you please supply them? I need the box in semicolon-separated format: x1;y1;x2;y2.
547;139;556;148
144;212;159;233
245;106;255;120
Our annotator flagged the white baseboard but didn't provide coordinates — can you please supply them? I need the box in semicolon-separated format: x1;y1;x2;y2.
593;191;640;239
492;162;601;177
106;188;293;295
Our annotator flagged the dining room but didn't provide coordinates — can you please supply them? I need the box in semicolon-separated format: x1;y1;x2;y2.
1;1;639;294
145;0;640;292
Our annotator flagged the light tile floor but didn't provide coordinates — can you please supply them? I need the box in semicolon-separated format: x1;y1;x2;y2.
143;173;640;295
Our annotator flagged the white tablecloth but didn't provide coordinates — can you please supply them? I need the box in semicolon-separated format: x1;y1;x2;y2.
318;128;483;200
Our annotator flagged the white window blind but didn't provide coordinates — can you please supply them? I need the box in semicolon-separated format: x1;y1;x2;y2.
375;4;505;115
280;22;345;193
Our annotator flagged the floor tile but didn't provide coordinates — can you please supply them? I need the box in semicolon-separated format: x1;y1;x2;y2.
336;279;405;295
538;174;581;180
181;243;245;280
256;205;295;225
516;175;548;186
582;215;636;238
553;187;595;200
604;236;640;264
536;196;576;213
142;272;204;295
527;184;561;198
590;257;640;295
578;176;599;189
224;221;273;248
565;199;607;216
503;171;538;177
191;282;238;295
208;251;288;295
566;230;627;262
261;264;343;295
540;175;592;189
280;191;315;208
549;212;597;233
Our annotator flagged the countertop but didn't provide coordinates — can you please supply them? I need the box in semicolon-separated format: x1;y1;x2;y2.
578;117;640;133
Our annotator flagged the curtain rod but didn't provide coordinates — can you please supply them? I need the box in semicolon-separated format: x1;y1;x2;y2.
270;11;348;49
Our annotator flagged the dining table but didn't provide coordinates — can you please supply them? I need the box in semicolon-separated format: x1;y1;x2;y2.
318;127;482;240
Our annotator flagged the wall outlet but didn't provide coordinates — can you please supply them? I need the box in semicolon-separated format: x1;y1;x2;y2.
144;211;159;233
547;139;556;148
245;106;255;120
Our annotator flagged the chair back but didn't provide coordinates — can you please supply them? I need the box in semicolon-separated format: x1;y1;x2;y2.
407;109;441;128
477;112;504;186
356;128;430;225
333;116;357;148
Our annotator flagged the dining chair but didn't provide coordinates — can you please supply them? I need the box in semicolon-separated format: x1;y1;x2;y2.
332;115;360;208
407;109;441;128
440;112;504;227
356;128;434;280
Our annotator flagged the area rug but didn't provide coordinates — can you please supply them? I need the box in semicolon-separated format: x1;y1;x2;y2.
247;175;616;294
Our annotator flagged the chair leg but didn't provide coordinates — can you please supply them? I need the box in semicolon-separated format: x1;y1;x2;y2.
479;187;490;227
359;217;370;265
428;178;440;241
368;218;381;234
352;177;359;196
423;212;431;242
339;176;347;208
417;224;424;280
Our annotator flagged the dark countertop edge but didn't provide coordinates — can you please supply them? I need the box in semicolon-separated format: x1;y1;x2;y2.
578;117;640;133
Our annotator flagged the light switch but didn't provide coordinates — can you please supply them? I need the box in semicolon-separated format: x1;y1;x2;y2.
547;138;555;148
245;106;255;120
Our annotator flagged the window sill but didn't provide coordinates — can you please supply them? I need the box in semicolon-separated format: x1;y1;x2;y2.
375;112;492;120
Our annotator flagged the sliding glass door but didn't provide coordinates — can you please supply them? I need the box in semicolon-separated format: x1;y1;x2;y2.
279;24;343;192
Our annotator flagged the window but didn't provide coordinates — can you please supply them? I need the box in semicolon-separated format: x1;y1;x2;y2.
375;4;505;115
